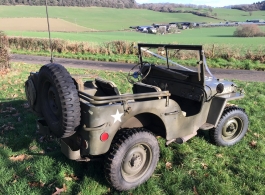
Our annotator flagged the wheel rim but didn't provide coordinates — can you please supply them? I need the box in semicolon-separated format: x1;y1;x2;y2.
121;143;152;182
43;80;60;119
48;86;59;115
222;117;243;141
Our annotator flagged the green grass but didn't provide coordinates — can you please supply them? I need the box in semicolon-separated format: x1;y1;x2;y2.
1;6;265;56
177;7;265;22
213;8;265;22
6;26;265;46
1;6;264;30
0;6;220;31
0;63;265;194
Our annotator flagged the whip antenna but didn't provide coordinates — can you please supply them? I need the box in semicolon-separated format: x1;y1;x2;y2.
45;0;54;63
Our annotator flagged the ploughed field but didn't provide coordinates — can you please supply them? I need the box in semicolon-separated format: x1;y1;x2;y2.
0;18;92;32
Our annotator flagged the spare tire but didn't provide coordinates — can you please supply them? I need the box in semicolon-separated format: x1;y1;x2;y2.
38;63;81;138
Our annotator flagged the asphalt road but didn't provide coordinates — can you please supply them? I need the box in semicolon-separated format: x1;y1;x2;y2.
11;54;265;82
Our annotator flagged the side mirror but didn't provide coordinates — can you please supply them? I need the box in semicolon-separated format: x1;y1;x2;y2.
216;83;224;94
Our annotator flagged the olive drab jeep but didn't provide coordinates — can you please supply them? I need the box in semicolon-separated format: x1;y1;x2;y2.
25;43;249;191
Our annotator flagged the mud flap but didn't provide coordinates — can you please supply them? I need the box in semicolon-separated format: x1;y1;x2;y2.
37;119;81;160
60;138;81;160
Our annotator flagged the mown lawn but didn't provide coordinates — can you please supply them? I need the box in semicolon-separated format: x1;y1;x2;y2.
0;63;265;194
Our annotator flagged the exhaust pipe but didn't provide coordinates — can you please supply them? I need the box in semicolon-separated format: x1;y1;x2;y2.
175;132;197;144
166;132;197;146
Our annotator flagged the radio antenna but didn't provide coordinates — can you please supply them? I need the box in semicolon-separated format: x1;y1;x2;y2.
45;0;54;63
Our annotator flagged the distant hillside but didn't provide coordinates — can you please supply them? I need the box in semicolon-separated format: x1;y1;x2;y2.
0;6;220;31
232;1;265;11
138;3;210;12
0;0;137;8
0;1;212;10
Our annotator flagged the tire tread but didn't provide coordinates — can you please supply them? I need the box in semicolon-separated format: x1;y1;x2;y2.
39;63;81;138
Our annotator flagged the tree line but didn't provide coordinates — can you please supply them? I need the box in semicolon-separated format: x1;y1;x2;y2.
0;0;264;12
0;0;211;10
138;3;210;12
0;0;137;8
232;1;265;11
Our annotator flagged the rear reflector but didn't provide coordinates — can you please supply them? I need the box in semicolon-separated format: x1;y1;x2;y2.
100;132;109;141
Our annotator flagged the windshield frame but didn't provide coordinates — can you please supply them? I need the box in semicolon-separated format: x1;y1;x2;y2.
137;43;206;85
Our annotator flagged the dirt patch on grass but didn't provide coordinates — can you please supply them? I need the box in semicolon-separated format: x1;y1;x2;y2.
0;18;94;32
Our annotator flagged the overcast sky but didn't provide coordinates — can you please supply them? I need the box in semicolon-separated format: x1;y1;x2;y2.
136;0;256;7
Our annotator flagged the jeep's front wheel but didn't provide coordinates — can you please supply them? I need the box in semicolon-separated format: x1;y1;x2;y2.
104;128;159;191
209;106;248;146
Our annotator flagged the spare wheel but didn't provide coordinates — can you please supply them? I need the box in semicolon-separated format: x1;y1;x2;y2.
38;63;81;138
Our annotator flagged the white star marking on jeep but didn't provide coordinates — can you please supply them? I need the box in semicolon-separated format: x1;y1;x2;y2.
111;109;124;124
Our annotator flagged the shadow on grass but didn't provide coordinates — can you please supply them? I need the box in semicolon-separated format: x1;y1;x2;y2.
209;35;235;37
0;99;109;194
0;99;38;152
197;129;211;142
1;99;197;194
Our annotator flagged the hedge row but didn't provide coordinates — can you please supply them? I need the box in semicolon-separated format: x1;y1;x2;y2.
7;36;265;63
8;37;138;55
0;32;10;70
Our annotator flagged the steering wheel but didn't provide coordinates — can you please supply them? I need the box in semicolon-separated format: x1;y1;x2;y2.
127;62;152;84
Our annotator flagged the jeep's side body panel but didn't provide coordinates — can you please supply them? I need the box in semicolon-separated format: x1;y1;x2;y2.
76;94;212;156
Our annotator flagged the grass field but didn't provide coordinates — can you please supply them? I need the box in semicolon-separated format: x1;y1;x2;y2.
178;7;265;22
1;5;265;53
0;63;265;194
0;6;220;31
1;6;264;30
5;26;265;47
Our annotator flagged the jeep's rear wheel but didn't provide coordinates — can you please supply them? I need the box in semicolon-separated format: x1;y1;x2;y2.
38;63;81;138
209;106;248;146
105;128;159;191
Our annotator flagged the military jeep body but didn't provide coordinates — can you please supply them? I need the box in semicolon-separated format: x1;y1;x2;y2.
25;43;248;191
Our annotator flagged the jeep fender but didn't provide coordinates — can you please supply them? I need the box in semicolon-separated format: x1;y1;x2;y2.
206;92;244;127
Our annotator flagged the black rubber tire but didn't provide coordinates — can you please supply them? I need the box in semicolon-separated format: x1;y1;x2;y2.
25;77;36;108
104;128;159;191
209;106;249;146
25;73;42;117
38;63;81;138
